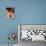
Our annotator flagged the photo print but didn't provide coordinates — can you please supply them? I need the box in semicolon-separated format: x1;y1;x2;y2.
6;7;15;18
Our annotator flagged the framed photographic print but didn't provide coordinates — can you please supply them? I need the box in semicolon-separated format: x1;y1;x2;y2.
18;24;46;41
6;7;15;18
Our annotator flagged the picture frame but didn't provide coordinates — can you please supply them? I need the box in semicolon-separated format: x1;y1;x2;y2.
6;7;15;18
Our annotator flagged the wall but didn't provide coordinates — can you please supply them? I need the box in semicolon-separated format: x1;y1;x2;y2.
0;0;18;44
16;0;46;24
0;0;46;44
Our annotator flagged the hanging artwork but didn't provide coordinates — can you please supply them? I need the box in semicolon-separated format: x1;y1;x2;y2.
8;32;16;45
6;7;15;18
8;32;16;41
18;25;46;41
